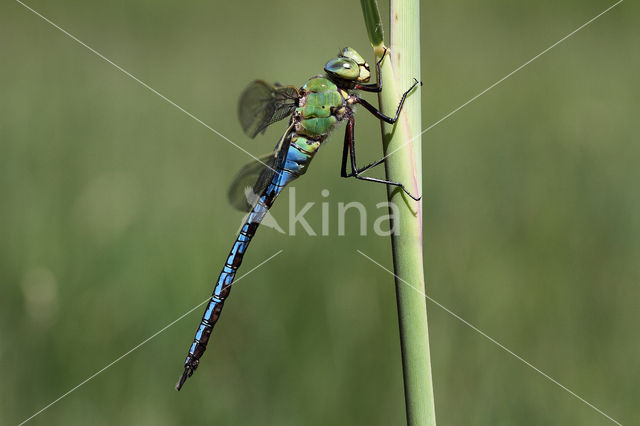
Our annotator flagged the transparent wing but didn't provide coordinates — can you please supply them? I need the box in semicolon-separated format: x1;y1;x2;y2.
228;124;294;211
238;80;299;139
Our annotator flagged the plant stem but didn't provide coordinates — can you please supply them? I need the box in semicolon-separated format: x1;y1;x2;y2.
360;1;436;425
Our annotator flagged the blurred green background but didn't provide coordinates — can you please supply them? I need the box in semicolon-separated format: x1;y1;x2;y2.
1;0;638;424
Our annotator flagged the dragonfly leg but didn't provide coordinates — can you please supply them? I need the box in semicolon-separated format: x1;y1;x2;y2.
355;156;386;175
354;48;388;93
341;115;421;201
341;149;385;176
341;116;383;178
356;78;421;124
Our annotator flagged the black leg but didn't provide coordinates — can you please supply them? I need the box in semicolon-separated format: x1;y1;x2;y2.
356;78;420;124
343;153;386;176
354;156;386;174
342;115;378;177
354;48;388;93
340;121;351;177
340;115;421;201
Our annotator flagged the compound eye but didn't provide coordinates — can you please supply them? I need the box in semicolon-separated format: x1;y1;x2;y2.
324;58;359;80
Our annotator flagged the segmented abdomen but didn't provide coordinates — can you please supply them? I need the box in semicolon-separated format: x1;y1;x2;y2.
179;138;322;385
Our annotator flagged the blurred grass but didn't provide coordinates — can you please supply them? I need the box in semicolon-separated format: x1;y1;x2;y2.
1;0;639;424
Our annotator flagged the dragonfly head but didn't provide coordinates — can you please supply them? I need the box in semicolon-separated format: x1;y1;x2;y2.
324;47;371;83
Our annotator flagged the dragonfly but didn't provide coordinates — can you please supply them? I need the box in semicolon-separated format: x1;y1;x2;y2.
176;47;420;390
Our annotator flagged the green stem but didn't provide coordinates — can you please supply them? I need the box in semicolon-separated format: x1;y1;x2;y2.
360;1;436;425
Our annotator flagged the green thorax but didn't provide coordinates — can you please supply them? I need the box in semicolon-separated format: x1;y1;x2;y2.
295;77;346;138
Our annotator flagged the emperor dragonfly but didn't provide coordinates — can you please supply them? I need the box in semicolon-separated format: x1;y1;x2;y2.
177;47;419;390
